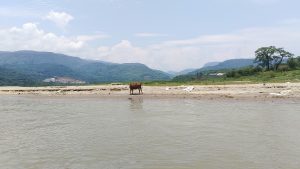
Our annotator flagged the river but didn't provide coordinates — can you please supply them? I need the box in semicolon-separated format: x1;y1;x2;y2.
0;95;300;169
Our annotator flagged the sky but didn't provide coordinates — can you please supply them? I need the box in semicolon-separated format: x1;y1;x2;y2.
0;0;300;71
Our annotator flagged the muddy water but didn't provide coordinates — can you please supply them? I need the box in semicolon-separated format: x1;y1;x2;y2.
0;95;300;169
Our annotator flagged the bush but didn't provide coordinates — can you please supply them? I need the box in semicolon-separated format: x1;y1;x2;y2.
287;58;298;69
239;67;255;76
297;56;300;63
226;67;257;78
226;70;241;78
254;66;263;72
269;72;276;78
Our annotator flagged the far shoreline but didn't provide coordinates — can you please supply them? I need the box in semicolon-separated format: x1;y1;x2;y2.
0;82;300;101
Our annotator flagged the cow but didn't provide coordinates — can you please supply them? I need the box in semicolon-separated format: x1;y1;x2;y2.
129;82;143;95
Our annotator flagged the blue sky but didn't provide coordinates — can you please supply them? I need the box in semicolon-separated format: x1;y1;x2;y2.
0;0;300;71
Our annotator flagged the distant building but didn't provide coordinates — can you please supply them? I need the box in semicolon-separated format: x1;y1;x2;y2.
208;73;225;77
43;78;56;83
43;77;86;84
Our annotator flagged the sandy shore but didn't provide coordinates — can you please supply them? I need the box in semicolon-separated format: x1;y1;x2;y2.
0;82;300;100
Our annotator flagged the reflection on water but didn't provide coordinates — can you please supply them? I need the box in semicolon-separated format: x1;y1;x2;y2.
128;96;143;112
1;95;300;169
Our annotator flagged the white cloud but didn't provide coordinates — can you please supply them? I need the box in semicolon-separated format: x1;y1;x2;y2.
135;33;167;38
1;21;300;71
45;11;74;28
0;23;102;56
97;22;300;71
97;40;149;63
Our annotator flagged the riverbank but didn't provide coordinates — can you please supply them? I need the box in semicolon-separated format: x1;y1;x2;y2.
0;82;300;100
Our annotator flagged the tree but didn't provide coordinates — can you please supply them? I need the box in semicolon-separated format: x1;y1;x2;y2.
273;48;293;70
255;46;277;71
255;46;294;71
288;56;300;69
287;57;297;69
297;56;300;63
196;72;203;80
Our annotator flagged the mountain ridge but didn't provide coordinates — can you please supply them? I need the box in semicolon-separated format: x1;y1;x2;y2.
188;58;254;75
0;50;171;85
172;58;255;81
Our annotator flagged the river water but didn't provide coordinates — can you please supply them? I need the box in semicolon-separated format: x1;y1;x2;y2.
0;95;300;169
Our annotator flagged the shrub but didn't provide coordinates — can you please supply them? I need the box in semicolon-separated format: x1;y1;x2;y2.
267;72;276;78
287;57;298;69
226;70;241;78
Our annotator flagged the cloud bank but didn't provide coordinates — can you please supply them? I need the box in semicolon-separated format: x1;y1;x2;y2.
0;23;107;57
45;11;74;28
98;23;300;71
0;21;300;71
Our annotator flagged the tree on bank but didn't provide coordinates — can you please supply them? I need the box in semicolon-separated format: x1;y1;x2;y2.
287;56;300;69
274;48;294;70
255;46;293;71
255;46;276;71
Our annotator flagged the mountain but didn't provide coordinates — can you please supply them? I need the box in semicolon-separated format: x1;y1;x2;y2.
0;50;91;68
202;62;220;68
77;62;170;83
189;59;254;75
0;67;36;86
172;58;255;81
0;51;171;86
167;68;197;77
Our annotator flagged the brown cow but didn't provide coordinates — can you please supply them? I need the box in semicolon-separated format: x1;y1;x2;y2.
129;82;143;95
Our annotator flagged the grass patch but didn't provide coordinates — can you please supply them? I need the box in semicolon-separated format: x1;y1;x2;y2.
142;70;300;86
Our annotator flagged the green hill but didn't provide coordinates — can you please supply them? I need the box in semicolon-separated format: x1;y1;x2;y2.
173;59;254;81
0;67;36;86
189;59;254;75
78;62;170;83
0;51;171;86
